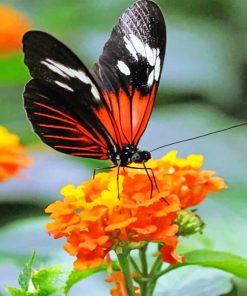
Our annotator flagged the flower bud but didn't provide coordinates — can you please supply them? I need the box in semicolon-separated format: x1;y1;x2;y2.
176;210;204;236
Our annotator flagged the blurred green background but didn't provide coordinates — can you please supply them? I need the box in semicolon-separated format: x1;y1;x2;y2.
0;0;246;295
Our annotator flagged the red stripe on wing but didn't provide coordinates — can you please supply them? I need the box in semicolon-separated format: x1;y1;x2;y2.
132;83;157;145
119;89;132;142
34;113;107;149
43;135;92;142
71;152;108;159
33;101;77;122
102;90;131;145
93;100;122;147
54;145;101;150
37;124;79;132
34;112;77;125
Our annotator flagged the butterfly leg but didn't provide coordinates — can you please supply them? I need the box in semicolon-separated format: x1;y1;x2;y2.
143;163;161;198
116;164;121;199
144;165;160;193
92;166;116;179
143;163;154;199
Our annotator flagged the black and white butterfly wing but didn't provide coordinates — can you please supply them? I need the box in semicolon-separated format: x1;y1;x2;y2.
90;0;166;146
23;31;119;159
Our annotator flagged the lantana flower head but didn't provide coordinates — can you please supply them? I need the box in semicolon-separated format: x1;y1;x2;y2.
0;126;31;182
46;151;226;272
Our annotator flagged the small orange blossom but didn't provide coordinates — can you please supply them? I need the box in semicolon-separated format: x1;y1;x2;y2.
105;271;141;296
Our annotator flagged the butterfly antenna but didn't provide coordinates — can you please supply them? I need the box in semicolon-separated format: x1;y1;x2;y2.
150;122;247;153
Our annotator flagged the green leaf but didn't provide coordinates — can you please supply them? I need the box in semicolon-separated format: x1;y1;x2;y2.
64;263;107;295
32;265;69;296
6;287;29;296
18;251;36;291
170;250;247;280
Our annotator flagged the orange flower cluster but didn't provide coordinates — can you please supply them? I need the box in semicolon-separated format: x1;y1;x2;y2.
0;126;31;182
105;271;140;296
45;151;226;271
0;5;31;54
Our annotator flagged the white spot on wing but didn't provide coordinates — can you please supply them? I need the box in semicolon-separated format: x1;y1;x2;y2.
41;60;67;77
117;61;130;76
91;85;101;100
129;34;146;57
55;80;74;92
123;36;138;61
126;35;160;72
76;70;91;85
43;59;73;78
147;69;154;86
154;56;161;80
42;58;101;101
122;33;163;85
145;45;156;67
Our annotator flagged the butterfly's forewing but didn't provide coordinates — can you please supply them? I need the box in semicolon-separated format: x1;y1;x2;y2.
90;0;166;146
23;31;119;159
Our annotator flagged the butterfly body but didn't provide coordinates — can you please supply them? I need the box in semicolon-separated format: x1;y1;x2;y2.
109;144;151;167
23;0;166;167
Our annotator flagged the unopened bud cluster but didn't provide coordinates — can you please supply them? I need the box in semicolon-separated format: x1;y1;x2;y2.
176;210;204;236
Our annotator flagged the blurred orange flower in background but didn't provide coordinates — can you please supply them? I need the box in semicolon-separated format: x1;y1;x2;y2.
0;5;31;54
0;126;31;182
46;151;226;271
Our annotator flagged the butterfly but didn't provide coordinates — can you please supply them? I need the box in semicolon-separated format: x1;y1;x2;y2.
22;0;166;170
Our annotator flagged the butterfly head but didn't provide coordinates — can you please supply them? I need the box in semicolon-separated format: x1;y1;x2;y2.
131;150;151;164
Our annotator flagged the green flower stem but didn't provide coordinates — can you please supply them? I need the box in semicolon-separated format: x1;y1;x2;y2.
129;255;142;275
139;245;148;276
149;255;163;277
116;251;135;296
146;245;164;296
147;257;163;296
139;245;148;295
153;265;177;280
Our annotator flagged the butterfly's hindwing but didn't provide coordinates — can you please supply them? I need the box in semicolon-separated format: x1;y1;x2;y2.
23;31;119;158
24;79;113;159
